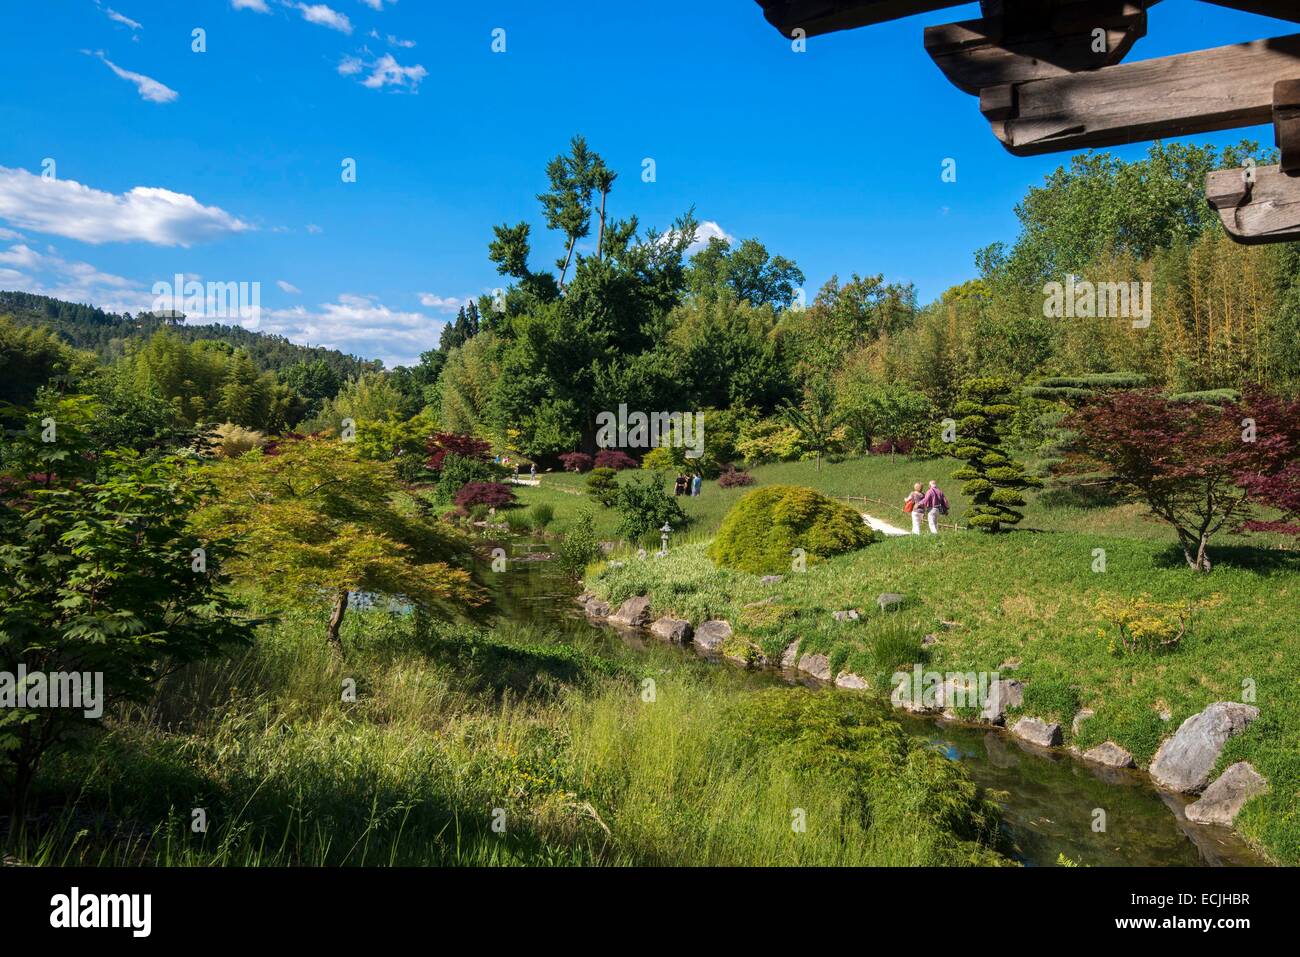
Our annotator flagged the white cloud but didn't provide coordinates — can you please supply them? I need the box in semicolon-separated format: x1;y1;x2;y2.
0;244;41;269
232;0;270;10
387;34;415;48
277;279;301;294
656;220;735;256
417;292;467;311
338;52;426;91
292;3;352;33
689;220;735;253
305;223;323;234
86;51;177;103
97;3;143;30
0;167;252;246
0;241;152;313
358;0;395;10
264;293;440;367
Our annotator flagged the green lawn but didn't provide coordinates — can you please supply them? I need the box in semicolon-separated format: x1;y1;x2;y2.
519;455;1294;547
584;460;1300;866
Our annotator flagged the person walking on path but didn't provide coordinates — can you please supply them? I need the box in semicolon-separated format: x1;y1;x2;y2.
529;462;536;481
691;473;702;497
904;482;925;535
919;480;949;534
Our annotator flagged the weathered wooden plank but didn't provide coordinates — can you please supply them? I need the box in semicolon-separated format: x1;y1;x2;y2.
754;0;967;38
1199;0;1300;22
925;3;1149;95
1275;79;1300;173
1207;164;1300;244
985;33;1300;156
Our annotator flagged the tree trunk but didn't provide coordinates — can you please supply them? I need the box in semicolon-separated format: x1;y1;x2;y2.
1182;535;1213;572
558;236;577;290
597;189;609;260
326;589;349;650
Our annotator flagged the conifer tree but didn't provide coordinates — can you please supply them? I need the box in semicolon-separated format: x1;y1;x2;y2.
950;377;1041;532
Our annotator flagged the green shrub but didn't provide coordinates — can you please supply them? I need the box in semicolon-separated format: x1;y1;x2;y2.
868;621;922;675
708;485;877;574
586;467;619;506
503;510;531;533
615;474;686;543
555;510;602;577
530;502;555;529
433;452;503;504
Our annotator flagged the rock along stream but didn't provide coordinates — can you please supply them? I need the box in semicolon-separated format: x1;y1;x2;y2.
479;542;1265;868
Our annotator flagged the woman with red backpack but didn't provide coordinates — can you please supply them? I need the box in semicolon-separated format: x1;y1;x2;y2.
903;482;925;535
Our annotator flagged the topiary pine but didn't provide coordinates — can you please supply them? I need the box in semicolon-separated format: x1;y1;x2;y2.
949;377;1041;532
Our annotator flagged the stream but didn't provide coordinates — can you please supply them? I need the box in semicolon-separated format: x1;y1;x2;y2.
477;540;1265;868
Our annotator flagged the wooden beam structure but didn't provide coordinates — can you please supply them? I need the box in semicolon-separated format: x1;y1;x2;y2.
750;0;1300;243
925;2;1149;95
755;0;966;38
981;34;1300;156
1274;79;1300;173
1207;164;1300;244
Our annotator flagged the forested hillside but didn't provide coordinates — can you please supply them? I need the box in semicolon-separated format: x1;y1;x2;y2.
0;290;380;379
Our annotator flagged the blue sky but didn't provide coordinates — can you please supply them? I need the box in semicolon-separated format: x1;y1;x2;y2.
0;0;1291;367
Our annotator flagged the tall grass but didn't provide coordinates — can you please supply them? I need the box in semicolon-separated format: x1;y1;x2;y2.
13;602;1008;867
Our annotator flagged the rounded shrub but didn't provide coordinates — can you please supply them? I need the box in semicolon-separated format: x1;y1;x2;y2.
708;485;877;574
586;467;619;506
454;481;516;509
717;468;755;488
594;449;638;470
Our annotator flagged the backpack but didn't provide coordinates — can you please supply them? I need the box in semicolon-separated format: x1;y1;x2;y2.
903;498;915;514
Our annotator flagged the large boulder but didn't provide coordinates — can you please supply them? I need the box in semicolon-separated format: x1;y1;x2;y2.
980;679;1023;725
798;652;832;681
608;596;652;627
583;598;611;618
877;593;904;612
835;672;869;690
1149;702;1260;793
693;619;732;652
780;640;801;669
1082;741;1135;769
1071;708;1096;737
1184;762;1268;826
890;674;937;714
649;616;692;643
937;675;980;718
1011;716;1062;748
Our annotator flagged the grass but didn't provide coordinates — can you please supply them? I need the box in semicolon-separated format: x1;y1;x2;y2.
518;456;1297;548
585;457;1300;866
11;600;1010;867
